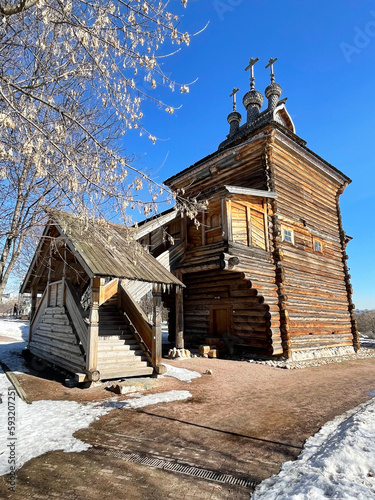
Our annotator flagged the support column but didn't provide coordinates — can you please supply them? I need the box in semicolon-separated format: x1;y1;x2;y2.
30;286;38;324
86;276;100;381
29;286;38;347
175;281;184;349
152;284;165;374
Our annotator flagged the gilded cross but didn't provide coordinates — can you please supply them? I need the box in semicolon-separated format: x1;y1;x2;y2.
244;57;259;90
265;57;278;83
230;87;239;111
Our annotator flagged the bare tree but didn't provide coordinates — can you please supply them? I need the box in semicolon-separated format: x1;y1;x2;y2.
0;0;204;297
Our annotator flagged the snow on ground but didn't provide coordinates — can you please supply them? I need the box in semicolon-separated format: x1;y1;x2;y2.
253;398;375;500
2;318;375;496
0;385;111;476
0;320;112;476
0;320;193;476
360;335;375;349
161;362;201;383
105;390;192;409
0;319;29;371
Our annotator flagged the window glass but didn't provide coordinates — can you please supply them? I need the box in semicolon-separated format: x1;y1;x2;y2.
313;238;323;253
281;226;294;244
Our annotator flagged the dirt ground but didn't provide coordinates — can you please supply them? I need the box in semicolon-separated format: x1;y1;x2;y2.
1;355;375;499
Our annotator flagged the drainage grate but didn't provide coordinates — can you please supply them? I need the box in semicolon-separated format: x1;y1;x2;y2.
92;446;258;490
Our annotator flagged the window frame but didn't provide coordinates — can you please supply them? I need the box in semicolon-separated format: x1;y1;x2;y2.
281;225;294;245
313;237;323;254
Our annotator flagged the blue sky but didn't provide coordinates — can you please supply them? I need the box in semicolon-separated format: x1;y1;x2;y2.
6;1;374;310
128;0;375;310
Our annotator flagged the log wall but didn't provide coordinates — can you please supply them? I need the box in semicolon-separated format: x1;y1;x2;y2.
183;270;275;355
271;136;354;352
29;306;86;374
168;135;268;197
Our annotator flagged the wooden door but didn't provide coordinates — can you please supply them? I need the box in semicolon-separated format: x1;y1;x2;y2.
212;308;230;337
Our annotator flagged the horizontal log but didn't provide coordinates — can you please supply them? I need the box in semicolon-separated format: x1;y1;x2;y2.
29;342;85;367
29;345;86;373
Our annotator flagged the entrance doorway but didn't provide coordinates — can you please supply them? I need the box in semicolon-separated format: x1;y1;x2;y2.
212;308;230;337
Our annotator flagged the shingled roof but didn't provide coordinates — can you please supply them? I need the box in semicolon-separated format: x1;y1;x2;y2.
21;210;183;292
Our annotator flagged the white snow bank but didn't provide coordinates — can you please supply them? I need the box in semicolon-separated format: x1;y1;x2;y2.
0;375;111;476
0;321;192;475
0;319;29;372
161;363;201;383
253;398;375;499
0;320;112;475
106;390;192;409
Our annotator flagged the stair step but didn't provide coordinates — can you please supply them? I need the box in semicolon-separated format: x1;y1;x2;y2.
98;347;140;355
98;355;146;364
99;366;154;380
98;342;139;349
99;321;128;327
98;349;145;358
99;338;138;344
98;359;148;368
99;329;132;335
99;359;149;369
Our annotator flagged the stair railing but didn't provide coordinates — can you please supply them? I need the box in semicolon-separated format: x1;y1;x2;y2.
64;280;88;352
99;278;119;306
29;287;48;346
118;282;153;353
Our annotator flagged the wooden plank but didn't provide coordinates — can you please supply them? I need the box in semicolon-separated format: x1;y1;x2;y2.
0;361;31;404
118;282;153;352
65;280;88;351
86;276;100;372
99;278;119;306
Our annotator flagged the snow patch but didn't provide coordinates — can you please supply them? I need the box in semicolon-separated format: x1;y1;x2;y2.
252;398;375;499
105;390;192;409
161;363;201;383
0;320;110;475
0;381;111;476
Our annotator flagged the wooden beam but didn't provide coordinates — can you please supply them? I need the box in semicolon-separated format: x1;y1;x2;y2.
86;276;100;375
152;284;162;369
201;210;206;246
175;274;184;349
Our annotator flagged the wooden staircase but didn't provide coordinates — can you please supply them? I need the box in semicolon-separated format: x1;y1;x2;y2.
97;297;154;380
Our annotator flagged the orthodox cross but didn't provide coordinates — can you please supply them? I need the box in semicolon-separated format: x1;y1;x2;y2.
230;87;239;111
265;57;278;83
244;57;259;90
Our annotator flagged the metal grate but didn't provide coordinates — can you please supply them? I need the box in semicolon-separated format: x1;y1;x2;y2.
92;446;258;490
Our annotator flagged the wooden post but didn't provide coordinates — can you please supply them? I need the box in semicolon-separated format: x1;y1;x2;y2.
246;206;252;246
86;276;100;381
175;280;184;349
30;286;38;324
29;286;38;346
47;245;52;307
181;214;187;249
152;284;163;372
61;243;67;305
222;198;232;242
201;210;206;246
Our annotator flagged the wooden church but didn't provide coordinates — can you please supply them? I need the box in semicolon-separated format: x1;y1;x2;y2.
21;58;359;383
136;58;359;360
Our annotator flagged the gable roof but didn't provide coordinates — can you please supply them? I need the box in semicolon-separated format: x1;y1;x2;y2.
21;210;183;293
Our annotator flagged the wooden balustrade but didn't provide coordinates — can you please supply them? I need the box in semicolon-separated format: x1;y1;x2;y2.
118;282;153;353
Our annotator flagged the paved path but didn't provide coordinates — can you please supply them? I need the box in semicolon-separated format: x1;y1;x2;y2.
1;356;375;499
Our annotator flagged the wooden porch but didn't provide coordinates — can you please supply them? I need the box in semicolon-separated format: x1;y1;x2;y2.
21;210;184;384
28;277;170;382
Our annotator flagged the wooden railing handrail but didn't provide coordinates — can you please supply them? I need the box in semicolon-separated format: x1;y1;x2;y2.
30;287;48;335
99;278;118;306
64;280;88;352
118;282;153;353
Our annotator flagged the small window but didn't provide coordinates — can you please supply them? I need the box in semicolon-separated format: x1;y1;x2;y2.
313;237;323;253
281;226;294;244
